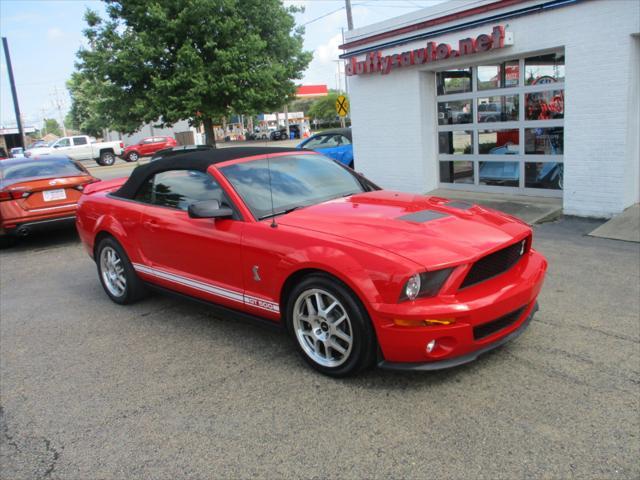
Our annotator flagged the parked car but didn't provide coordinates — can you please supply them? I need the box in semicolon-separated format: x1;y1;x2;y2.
297;128;353;167
10;147;24;158
270;125;301;141
76;147;547;377
23;141;50;157
122;136;178;162
0;155;99;243
24;135;124;166
257;127;276;140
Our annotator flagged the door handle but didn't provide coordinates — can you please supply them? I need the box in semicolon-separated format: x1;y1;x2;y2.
143;219;159;231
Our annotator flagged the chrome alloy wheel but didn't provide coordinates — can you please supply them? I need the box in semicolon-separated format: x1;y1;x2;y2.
292;289;353;368
100;246;126;297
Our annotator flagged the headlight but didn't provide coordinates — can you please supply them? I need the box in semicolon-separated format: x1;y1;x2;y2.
404;274;421;301
399;268;454;302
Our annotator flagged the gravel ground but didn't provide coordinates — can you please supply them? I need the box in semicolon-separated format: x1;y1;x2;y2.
0;216;638;479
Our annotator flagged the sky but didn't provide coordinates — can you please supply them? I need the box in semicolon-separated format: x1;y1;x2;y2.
0;0;445;129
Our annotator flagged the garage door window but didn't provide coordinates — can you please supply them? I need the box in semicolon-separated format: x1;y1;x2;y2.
436;52;564;193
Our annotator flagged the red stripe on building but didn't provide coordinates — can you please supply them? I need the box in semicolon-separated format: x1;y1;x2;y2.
339;0;525;50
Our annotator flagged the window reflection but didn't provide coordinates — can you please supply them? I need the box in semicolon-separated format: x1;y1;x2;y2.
526;90;564;120
477;60;519;90
478;130;519;154
438;100;473;125
525;53;565;85
479;161;519;187
525;127;564;155
436;68;472;95
439;161;474;184
525;162;563;189
477;95;518;122
438;131;473;154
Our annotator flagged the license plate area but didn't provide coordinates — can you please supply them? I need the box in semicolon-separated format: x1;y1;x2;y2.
43;189;67;202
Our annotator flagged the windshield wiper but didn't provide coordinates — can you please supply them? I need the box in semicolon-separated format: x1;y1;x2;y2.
258;205;303;220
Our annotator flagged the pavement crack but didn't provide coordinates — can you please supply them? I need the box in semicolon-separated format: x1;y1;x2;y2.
42;437;61;479
535;318;639;344
0;406;21;454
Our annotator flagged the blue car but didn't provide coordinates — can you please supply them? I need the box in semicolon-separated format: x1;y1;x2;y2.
297;128;353;167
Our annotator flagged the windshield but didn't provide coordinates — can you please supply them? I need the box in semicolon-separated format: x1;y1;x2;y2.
220;154;364;220
0;158;86;186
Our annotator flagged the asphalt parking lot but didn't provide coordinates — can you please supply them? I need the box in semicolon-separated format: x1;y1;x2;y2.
1;214;638;479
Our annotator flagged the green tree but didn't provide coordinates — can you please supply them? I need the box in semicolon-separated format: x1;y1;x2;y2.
66;73;116;137
74;0;312;146
308;91;346;124
43;118;62;137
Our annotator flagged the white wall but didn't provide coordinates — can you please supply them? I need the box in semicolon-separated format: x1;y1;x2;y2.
105;119;195;146
346;0;640;217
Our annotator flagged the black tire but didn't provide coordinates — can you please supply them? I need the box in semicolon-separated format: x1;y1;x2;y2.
95;236;147;305
99;150;116;166
285;273;377;377
127;151;139;162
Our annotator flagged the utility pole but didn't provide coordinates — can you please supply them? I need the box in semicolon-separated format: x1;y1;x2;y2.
52;86;67;136
345;0;354;30
2;37;25;148
40;108;48;137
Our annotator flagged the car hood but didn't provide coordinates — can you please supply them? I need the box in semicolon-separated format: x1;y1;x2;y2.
277;190;531;270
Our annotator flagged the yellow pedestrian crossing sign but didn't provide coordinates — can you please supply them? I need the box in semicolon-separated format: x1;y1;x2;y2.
336;95;349;117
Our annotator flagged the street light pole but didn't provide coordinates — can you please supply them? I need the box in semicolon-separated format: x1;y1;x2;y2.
345;0;354;30
2;37;25;148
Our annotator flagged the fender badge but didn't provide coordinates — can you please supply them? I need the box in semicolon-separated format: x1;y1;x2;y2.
252;265;261;282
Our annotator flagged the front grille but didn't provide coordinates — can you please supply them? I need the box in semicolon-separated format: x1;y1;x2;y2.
461;238;528;288
473;306;526;340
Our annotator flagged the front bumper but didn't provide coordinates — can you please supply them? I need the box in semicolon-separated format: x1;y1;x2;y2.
370;249;547;366
379;302;538;371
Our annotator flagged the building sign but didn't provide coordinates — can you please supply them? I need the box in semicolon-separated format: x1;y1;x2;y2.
345;26;512;76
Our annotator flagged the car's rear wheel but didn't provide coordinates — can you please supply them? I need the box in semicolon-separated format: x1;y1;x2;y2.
99;151;116;166
286;274;377;377
127;152;139;162
96;237;146;304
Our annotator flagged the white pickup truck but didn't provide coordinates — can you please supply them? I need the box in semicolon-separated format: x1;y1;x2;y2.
25;135;124;166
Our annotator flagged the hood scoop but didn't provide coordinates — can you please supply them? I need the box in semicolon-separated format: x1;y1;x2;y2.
397;210;449;224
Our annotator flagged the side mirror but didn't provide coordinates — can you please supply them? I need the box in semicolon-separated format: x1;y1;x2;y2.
53;144;60;148
188;199;233;219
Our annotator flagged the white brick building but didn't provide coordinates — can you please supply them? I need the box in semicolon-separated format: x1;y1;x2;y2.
342;0;639;217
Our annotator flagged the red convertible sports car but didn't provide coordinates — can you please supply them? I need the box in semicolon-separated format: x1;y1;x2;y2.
76;147;547;377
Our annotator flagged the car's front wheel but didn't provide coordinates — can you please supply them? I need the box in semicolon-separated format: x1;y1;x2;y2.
99;151;116;166
286;274;377;377
127;151;139;162
96;237;147;305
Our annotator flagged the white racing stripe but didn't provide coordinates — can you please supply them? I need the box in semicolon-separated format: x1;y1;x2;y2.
132;263;280;313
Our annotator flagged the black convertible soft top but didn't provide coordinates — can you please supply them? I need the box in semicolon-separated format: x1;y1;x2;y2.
114;146;302;199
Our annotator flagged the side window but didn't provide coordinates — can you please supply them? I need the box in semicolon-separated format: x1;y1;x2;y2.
154;137;166;143
142;138;155;144
322;135;342;147
134;170;226;211
73;136;88;146
337;135;351;145
56;138;71;148
303;135;328;149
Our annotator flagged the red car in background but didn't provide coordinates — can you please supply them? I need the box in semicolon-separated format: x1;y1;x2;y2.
1;155;98;243
76;147;547;377
122;136;177;162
